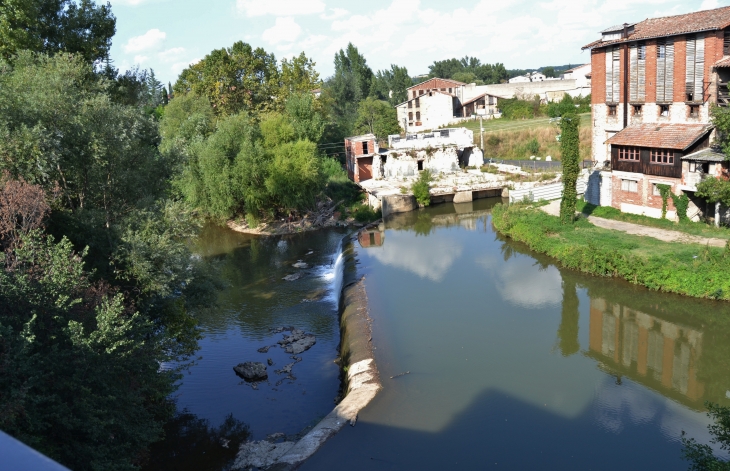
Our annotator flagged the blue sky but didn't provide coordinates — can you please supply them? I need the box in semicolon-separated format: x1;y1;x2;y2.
108;0;726;86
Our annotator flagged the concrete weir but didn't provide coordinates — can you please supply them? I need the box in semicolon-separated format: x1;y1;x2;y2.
234;237;381;470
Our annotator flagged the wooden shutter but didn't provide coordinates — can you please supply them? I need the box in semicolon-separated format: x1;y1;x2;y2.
630;44;638;102
657;41;666;102
612;48;621;102
638;44;646;101
686;35;696;97
695;34;705;101
665;39;674;103
606;47;614;102
724;29;730;56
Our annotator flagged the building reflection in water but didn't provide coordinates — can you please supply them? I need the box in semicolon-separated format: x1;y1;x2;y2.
358;228;385;248
588;297;704;404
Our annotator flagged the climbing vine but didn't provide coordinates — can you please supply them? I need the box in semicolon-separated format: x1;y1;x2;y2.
559;113;580;224
656;184;671;219
670;192;690;223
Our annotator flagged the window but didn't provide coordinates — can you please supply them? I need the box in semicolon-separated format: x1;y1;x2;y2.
408;101;412;108
606;46;620;103
725;29;730;56
415;98;420;107
417;160;423;171
689;161;710;173
630;42;646;102
408;112;413;120
419;90;425;95
685;34;705;103
362;141;369;154
652;183;663;196
656;39;674;103
413;91;417;99
659;104;669;117
416;111;421;121
621;179;638;193
618;147;640;161
650;149;674;164
449;88;452;93
608;105;617;116
689;104;700;118
441;88;446;91
633;105;643;116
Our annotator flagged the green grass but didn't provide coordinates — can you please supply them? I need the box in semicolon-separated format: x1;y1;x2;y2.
492;203;730;300
454;113;591;134
576;199;730;241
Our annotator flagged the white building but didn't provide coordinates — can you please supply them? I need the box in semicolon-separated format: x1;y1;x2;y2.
560;64;592;89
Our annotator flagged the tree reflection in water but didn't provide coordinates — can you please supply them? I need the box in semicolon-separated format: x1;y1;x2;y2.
558;277;580;356
142;410;249;471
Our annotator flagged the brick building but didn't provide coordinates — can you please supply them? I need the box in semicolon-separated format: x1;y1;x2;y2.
344;134;379;183
583;6;730;219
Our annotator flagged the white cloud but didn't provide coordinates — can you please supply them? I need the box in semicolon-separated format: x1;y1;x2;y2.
133;54;149;64
158;47;186;63
237;0;325;17
111;0;149;5
124;29;166;53
367;231;463;282
699;0;719;10
321;8;348;20
262;17;302;44
171;58;201;75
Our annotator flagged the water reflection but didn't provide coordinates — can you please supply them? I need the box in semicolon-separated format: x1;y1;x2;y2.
142;410;249;471
558;279;580;356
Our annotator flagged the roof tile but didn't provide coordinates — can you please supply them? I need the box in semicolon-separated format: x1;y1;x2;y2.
605;123;714;150
583;6;730;50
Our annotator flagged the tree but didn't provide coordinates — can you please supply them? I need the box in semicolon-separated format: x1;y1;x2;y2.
0;0;116;64
682;403;730;471
427;56;508;84
542;66;556;78
353;97;401;140
371;65;411;105
559;113;580;224
174;41;280;117
711;105;730;158
280;52;321;99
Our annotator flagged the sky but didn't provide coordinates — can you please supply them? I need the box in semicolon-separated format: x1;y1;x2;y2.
107;0;727;86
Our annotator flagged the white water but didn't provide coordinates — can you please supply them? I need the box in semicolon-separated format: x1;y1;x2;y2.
320;242;346;307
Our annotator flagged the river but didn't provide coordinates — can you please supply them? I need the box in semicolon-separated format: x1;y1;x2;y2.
152;199;730;470
300;198;730;470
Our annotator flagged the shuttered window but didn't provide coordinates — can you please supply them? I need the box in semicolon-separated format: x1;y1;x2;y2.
656;39;674;103
725;29;730;56
605;47;621;103
629;42;646;102
685;34;705;102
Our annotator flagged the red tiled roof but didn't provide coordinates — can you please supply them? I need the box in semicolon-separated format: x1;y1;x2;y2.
605;123;714;150
715;57;730;68
583;6;730;50
407;77;465;90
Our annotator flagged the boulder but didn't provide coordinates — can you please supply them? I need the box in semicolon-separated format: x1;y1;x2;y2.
277;329;317;354
234;362;268;381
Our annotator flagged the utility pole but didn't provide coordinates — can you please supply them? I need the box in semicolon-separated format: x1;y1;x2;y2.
480;115;484;151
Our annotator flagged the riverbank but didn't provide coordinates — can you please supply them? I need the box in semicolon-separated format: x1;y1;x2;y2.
491;203;730;300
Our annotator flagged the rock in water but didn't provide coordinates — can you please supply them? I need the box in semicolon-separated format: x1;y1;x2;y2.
292;261;308;268
277;329;317;354
234;362;268;381
282;273;301;281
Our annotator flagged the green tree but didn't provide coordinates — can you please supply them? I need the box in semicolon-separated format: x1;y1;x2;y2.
682;403;730;471
711;105;730;158
371;65;411;105
280;52;321;99
174;41;280;117
428;56;508;84
559;113;580;224
323;43;373;139
0;0;116;63
542;66;556;78
353;97;401;140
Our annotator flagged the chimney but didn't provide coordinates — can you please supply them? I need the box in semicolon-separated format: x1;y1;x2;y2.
622;23;629;39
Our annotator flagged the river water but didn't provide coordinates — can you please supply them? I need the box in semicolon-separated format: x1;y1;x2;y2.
299;198;730;470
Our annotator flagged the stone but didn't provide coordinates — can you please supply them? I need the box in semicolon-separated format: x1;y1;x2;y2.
453;191;473;204
267;432;286;442
277;329;317;354
275;363;295;375
381;194;417;218
233;362;268;381
292;261;308;268
257;345;272;353
267;358;274;366
283;273;301;281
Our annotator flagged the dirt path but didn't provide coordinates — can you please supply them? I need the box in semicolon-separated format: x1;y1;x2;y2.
540;200;727;247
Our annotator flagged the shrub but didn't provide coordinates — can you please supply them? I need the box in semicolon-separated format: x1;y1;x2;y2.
526;138;540;155
411;169;432;206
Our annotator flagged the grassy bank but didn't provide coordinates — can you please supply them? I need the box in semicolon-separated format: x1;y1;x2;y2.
577;200;730;240
491;203;730;300
459;114;591;161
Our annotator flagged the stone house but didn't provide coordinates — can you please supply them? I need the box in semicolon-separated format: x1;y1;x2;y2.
582;6;730;219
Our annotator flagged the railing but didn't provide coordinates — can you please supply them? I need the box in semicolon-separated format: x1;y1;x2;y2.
719;82;729;107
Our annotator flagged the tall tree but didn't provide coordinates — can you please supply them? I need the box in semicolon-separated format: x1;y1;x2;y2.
559;113;580;224
323;43;373;140
280;52;321;99
371;65;411;105
428;56;507;84
353;97;401;140
174;41;280;117
0;0;116;63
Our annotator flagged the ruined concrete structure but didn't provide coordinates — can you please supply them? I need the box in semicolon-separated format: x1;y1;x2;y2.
345;128;484;185
583;6;730;220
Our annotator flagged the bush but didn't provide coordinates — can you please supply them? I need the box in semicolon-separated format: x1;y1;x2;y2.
411;169;432;206
526;138;540;155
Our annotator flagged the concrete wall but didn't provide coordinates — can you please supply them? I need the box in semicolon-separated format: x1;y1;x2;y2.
467;79;580;102
382;147;461;178
508;177;588;203
388;128;474;150
584;170;613;206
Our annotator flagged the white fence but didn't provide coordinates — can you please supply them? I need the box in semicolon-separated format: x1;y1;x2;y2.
509;177;588;203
